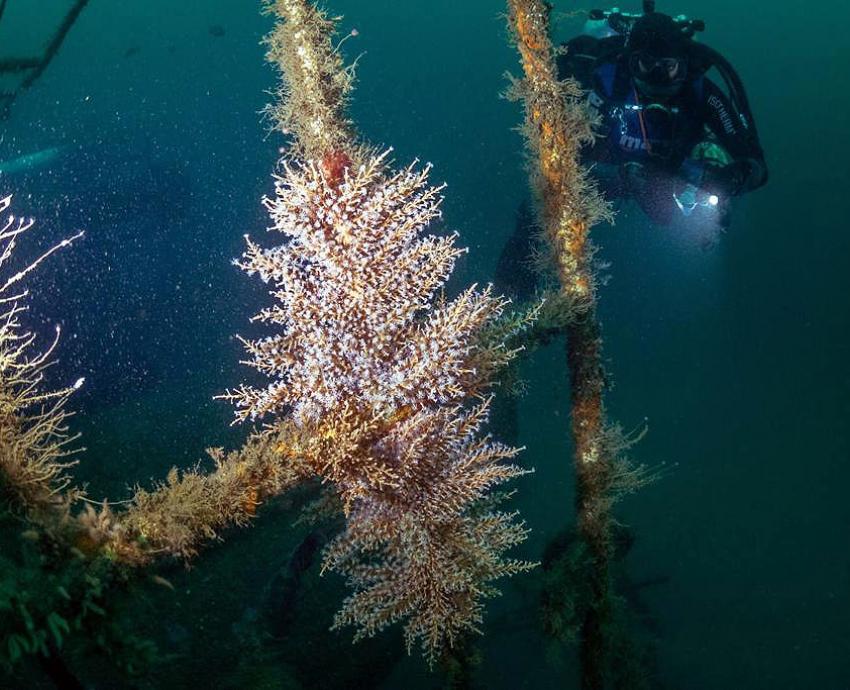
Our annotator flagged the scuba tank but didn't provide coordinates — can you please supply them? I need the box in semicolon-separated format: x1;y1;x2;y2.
581;7;623;39
579;1;762;151
584;1;705;40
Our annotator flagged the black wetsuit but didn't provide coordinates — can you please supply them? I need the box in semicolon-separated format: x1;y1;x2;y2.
557;37;767;226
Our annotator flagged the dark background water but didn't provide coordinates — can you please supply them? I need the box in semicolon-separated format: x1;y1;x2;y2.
1;0;848;688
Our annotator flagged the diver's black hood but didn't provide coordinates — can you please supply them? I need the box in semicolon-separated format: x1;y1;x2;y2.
626;12;689;58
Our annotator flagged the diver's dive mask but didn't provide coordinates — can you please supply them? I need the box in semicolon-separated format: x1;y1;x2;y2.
629;53;688;98
630;52;685;82
629;51;687;96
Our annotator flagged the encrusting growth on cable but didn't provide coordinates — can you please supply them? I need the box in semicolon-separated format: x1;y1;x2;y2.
506;2;654;687
504;0;612;305
82;425;308;565
262;0;360;165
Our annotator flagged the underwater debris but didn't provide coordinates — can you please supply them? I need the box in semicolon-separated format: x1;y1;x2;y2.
0;0;90;120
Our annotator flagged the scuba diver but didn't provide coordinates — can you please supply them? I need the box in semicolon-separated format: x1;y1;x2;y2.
557;1;768;231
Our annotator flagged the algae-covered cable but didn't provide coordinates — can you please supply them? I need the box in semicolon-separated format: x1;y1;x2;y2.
506;1;616;687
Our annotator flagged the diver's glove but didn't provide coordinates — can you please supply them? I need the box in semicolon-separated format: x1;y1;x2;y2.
620;162;680;226
698;163;746;197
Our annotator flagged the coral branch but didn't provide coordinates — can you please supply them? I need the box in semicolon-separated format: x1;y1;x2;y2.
0;195;84;525
228;149;534;660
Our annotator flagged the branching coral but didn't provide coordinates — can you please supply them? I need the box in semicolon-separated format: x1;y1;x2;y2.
0;194;84;525
322;402;535;660
1;0;539;672
225;149;536;661
226;152;511;425
223;0;537;663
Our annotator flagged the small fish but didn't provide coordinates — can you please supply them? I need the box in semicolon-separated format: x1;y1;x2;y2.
208;24;225;38
150;574;175;591
0;146;64;176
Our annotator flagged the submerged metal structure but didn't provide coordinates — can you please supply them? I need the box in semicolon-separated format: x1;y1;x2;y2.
0;0;89;119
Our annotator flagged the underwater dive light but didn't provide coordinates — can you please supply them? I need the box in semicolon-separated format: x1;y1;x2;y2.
674;183;721;216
